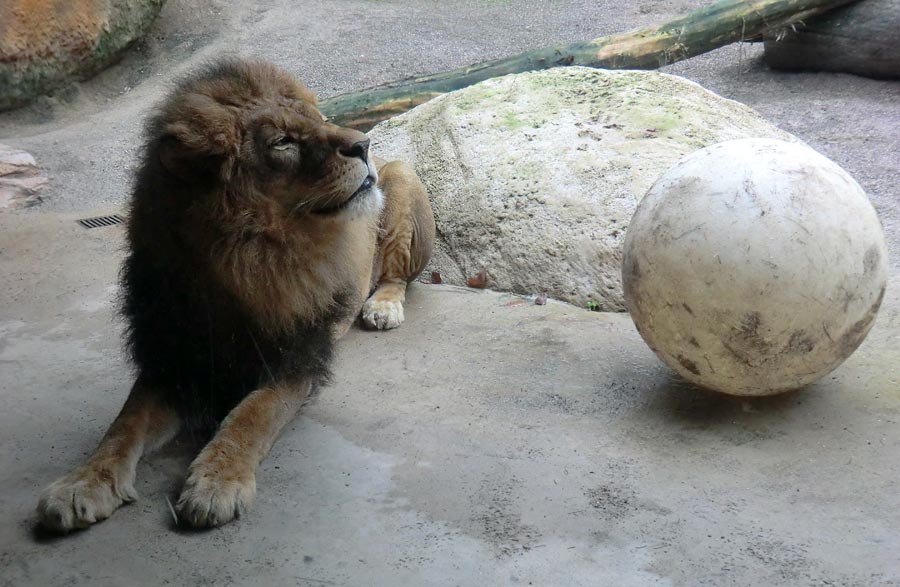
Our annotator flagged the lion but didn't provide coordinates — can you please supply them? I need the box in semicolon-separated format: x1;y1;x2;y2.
36;58;435;531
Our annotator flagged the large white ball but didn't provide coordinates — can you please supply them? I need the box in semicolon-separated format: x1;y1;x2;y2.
622;138;888;396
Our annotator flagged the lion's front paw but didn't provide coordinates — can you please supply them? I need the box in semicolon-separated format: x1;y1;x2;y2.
176;461;256;528
37;464;137;533
361;298;405;330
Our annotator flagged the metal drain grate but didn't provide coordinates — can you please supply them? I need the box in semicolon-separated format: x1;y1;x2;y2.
77;214;125;229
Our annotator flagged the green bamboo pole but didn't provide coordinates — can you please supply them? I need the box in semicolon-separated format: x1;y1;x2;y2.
321;0;858;130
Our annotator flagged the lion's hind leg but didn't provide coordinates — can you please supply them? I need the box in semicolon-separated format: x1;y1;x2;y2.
362;160;435;330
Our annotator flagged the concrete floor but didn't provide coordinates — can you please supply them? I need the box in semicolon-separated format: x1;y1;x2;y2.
1;1;899;586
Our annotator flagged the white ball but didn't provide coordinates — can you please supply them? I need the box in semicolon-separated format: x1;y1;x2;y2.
622;138;888;396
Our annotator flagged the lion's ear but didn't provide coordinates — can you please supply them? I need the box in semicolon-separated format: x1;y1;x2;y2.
157;131;236;184
158;95;239;182
158;135;206;182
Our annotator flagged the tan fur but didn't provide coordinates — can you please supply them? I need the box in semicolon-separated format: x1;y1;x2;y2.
363;160;436;330
176;382;312;526
36;382;179;532
198;203;379;333
36;60;435;532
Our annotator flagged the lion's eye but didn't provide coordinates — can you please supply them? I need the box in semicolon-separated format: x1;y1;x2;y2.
271;136;295;151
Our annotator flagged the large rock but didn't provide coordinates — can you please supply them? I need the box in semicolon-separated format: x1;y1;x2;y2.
0;0;166;110
369;67;798;311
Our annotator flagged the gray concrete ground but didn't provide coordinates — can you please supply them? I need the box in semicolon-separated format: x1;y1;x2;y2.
0;1;898;585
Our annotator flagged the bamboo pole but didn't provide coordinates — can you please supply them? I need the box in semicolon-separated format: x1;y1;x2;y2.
321;0;858;130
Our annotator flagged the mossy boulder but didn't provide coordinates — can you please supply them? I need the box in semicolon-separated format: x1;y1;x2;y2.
369;67;798;310
0;0;166;110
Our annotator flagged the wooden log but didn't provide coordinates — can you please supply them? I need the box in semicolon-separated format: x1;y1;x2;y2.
764;0;900;79
321;0;860;130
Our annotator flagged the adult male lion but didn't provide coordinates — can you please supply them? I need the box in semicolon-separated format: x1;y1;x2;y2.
36;59;435;531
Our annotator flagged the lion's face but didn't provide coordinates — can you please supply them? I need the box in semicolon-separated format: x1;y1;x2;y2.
154;60;382;218
245;103;381;216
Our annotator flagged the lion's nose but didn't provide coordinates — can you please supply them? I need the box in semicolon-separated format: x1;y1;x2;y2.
338;137;370;162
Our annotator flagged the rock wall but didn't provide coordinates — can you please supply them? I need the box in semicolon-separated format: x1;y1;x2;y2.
0;0;166;110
